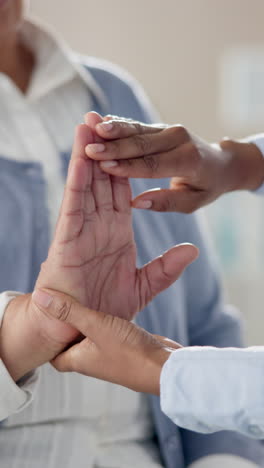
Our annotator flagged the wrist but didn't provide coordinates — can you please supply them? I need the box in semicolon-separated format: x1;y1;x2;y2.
220;139;264;191
144;348;172;396
0;294;57;382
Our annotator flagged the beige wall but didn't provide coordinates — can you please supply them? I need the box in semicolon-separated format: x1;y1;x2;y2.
29;1;264;344
30;0;264;139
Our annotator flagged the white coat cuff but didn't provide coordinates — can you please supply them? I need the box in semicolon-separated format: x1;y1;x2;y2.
160;346;264;438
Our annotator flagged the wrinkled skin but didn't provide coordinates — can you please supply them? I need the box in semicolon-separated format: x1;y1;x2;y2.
34;119;197;343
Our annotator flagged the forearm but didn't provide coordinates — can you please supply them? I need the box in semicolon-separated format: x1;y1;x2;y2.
220;139;264;192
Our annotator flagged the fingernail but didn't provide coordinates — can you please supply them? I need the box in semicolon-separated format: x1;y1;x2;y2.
100;160;118;168
99;122;113;132
32;289;53;308
85;143;105;153
133;200;152;209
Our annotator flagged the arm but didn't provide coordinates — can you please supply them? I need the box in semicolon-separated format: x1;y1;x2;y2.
172;213;264;466
31;285;264;442
31;286;261;468
0;122;196;418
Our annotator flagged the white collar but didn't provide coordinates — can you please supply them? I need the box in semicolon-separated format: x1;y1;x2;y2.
1;18;108;110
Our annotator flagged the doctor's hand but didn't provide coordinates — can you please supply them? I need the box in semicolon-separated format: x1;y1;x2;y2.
33;288;181;396
85;115;264;213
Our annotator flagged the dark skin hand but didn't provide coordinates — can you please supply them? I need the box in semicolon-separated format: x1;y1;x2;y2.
84;113;264;213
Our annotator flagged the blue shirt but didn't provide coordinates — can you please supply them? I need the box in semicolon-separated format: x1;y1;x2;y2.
1;54;264;467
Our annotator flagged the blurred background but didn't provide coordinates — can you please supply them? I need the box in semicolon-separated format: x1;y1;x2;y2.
29;0;264;345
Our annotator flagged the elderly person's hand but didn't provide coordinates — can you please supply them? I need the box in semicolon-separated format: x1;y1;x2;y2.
0;121;197;383
36;117;198;321
32;288;182;396
84;114;264;213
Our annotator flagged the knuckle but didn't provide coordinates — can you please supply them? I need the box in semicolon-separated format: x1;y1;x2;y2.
117;120;134;136
101;313;116;330
142;155;158;175
105;114;117;121
162;196;178;212
133;134;151;155
55;299;72;322
133;122;145;135
107;140;121;158
171;125;190;143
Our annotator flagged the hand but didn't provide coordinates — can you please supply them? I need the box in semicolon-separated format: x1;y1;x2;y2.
0;292;79;382
36;116;199;321
33;288;182;395
84;115;264;213
0;121;196;383
0;127;96;381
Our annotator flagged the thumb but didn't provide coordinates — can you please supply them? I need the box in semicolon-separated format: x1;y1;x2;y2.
32;289;106;339
138;243;199;307
132;188;206;213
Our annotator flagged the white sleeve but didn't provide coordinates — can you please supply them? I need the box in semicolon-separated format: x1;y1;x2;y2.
188;455;258;468
0;291;40;421
245;133;264;195
160;346;264;439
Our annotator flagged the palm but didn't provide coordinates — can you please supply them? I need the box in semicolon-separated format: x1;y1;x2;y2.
35;124;197;342
47;156;139;319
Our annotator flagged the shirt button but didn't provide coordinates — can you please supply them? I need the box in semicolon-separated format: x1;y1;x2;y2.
248;424;263;437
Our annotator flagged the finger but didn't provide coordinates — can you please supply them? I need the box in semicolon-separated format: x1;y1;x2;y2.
51;343;79;373
95;118;164;141
92;160;113;214
83;114;114;214
138;244;199;307
132;187;207;213
32;288;107;338
56;158;95;244
98;138;199;178
85;113;128;214
84;111;104;131
85;125;189;162
54;126;95;243
71;124;94;160
111;175;132;213
98;150;179;178
152;335;182;350
51;337;97;373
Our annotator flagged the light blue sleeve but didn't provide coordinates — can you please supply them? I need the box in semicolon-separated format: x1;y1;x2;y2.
160;346;264;439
